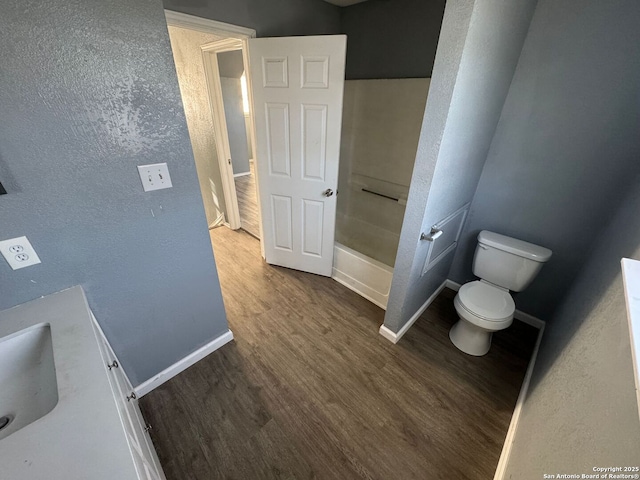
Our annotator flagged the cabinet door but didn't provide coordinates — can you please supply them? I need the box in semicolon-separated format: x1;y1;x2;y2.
129;432;162;480
105;341;165;480
93;318;166;480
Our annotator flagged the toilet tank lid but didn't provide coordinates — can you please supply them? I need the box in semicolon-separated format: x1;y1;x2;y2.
477;231;552;262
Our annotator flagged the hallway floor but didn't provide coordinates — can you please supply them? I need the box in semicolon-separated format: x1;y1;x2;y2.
234;161;260;238
139;227;537;480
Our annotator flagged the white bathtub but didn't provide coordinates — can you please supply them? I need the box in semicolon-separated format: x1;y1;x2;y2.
332;242;394;310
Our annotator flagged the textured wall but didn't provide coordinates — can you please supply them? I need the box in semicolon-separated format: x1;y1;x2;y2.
504;175;640;478
163;0;341;37
167;25;227;226
384;0;538;333
340;0;446;79
449;0;640;321
0;0;229;386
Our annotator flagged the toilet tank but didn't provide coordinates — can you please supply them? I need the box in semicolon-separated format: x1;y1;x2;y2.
472;231;552;292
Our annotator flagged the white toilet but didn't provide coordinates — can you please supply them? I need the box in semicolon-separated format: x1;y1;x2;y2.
450;230;552;356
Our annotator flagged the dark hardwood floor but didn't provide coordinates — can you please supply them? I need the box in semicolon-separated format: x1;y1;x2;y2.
139;227;537;480
234;162;260;239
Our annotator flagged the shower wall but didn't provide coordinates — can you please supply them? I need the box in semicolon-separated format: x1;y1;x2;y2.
336;79;430;267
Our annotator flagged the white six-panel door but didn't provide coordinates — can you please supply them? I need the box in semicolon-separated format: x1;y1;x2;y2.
248;35;346;276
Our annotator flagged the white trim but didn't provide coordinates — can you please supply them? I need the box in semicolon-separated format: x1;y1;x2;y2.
134;330;234;397
493;322;545;480
378;324;399;343
164;10;256;38
241;38;266;257
233;171;252;178
201;37;244;53
513;309;545;330
200;41;243;230
444;279;545;329
445;279;462;291
378;280;448;344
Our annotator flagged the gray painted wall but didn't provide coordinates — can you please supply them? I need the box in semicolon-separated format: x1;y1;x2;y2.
384;0;538;333
220;77;251;175
217;49;245;78
340;0;446;79
504;174;640;478
168;26;227;227
0;0;229;386
163;0;341;37
449;0;640;321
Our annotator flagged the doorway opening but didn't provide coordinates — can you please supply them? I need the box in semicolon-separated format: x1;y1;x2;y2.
164;10;440;312
165;11;262;250
203;42;260;239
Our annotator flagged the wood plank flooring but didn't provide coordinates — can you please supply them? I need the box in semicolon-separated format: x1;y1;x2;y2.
234;162;260;238
139;227;537;480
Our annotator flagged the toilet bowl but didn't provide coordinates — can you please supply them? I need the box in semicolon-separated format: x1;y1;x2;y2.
450;281;514;356
449;231;551;356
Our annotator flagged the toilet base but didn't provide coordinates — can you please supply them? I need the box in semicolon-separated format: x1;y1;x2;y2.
449;319;493;356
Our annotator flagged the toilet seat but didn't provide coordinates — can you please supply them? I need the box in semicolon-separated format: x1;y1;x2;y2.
457;281;515;322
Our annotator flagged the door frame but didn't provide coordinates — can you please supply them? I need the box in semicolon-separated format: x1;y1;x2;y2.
164;11;265;252
201;38;245;231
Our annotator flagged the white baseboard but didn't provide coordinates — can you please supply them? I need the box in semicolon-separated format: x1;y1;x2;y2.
134;329;234;397
378;324;399;343
378;280;448;344
233;171;251;178
493;322;545;480
444;279;462;291
444;279;546;330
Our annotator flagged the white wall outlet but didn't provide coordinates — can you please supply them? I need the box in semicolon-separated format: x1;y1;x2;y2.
137;163;173;192
0;236;42;270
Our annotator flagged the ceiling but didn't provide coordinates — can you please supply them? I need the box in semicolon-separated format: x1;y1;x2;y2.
321;0;369;6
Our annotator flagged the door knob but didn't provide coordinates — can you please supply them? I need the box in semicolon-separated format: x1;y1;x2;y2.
322;188;334;197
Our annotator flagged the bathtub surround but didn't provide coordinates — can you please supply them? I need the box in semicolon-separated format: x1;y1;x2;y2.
0;0;230;386
167;25;228;227
336;79;429;268
383;0;539;335
332;243;394;309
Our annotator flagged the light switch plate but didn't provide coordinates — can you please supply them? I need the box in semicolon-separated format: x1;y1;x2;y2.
0;236;42;270
137;163;173;192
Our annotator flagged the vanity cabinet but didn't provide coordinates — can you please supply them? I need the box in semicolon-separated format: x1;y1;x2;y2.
91;317;166;480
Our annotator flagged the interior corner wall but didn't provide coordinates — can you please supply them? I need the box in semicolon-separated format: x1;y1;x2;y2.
162;0;341;37
449;0;640;322
340;0;446;79
0;0;229;386
503;175;640;478
384;0;538;333
167;25;227;227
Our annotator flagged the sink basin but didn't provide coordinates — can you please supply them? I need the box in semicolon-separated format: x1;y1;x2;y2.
0;323;59;441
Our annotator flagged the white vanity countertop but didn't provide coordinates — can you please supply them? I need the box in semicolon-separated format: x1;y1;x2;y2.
0;286;138;479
